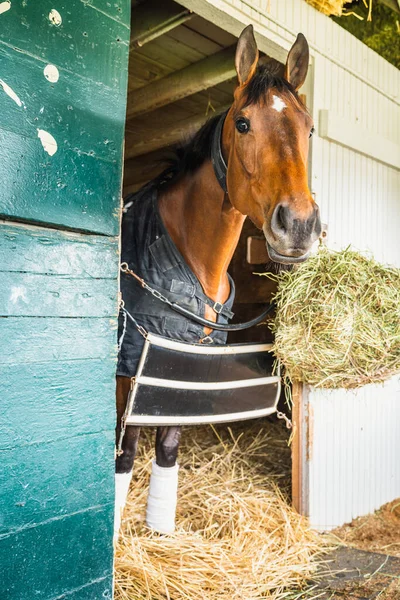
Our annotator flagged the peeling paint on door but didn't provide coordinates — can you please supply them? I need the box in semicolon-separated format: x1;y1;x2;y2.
0;78;23;107
0;2;11;16
43;64;59;83
48;8;62;26
37;129;58;156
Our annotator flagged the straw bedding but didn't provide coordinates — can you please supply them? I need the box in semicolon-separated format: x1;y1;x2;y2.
114;421;329;599
268;247;400;389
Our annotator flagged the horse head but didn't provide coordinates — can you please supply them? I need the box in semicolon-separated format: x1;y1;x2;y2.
222;26;321;265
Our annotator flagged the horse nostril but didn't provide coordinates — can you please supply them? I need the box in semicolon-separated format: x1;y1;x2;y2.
272;204;291;236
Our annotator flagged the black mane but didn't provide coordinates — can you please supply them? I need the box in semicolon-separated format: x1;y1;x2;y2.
156;65;303;188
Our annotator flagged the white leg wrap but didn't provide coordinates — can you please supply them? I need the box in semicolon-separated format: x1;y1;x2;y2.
114;471;132;542
146;460;179;534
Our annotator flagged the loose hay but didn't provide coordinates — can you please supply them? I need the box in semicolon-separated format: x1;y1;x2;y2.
304;0;373;19
268;247;400;389
303;0;345;16
115;422;329;600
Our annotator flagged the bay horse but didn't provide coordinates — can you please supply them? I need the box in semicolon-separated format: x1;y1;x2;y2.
115;26;321;537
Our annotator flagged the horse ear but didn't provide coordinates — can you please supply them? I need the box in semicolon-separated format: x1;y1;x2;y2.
235;25;259;87
285;33;309;91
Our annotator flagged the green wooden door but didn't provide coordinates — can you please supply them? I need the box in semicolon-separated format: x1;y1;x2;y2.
0;2;130;598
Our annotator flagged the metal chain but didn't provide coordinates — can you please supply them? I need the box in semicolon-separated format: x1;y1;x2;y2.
123;307;148;339
121;262;172;306
276;411;293;429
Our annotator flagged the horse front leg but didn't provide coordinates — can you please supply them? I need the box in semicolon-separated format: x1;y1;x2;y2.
146;425;182;534
114;375;141;541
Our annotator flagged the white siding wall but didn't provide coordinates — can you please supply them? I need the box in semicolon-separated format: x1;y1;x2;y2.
180;0;400;529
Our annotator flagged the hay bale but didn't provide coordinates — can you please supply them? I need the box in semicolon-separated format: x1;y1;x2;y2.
114;422;330;599
303;0;346;16
268;247;400;389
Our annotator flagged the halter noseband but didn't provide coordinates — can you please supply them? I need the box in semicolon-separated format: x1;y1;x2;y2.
211;113;228;193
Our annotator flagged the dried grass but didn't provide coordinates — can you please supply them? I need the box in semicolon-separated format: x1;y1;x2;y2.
267;246;400;389
304;0;373;20
303;0;346;16
114;421;330;599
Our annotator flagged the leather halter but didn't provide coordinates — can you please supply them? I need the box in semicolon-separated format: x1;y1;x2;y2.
211;113;228;193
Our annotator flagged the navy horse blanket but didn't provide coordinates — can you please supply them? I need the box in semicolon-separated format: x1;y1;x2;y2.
117;181;235;378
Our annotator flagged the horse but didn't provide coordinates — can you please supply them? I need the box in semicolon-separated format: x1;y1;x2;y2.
114;25;321;537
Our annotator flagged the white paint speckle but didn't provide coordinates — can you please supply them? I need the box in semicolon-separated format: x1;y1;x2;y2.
0;1;11;15
0;79;23;107
49;8;62;25
272;95;287;113
37;129;58;156
10;286;27;304
43;64;59;83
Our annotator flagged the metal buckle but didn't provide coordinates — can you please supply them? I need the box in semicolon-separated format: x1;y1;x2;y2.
200;335;213;345
213;301;223;314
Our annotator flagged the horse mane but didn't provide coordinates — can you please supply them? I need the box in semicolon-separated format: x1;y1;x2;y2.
155;65;304;188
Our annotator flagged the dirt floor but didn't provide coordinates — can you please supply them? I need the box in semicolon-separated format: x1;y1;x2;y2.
332;500;400;558
299;501;400;599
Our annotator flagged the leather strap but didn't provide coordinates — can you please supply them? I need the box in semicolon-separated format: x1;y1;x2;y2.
211;113;228;193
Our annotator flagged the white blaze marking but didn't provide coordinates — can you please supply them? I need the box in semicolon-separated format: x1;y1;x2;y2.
0;79;23;107
43;64;59;83
272;95;287;112
49;9;62;25
0;1;11;15
37;129;58;156
10;286;27;304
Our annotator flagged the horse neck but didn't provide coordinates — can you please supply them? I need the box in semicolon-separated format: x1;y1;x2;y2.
158;161;246;302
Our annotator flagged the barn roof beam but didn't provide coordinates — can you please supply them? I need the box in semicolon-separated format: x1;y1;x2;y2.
131;0;193;49
125;104;230;159
126;45;236;119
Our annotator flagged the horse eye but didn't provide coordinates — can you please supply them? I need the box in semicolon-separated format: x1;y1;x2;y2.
235;118;250;134
309;127;315;138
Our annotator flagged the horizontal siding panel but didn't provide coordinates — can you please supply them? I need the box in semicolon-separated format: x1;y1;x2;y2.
0;224;118;278
0;127;122;235
0;44;125;164
49;577;113;600
0;317;117;365
0;505;113;600
0;2;129;91
0;431;115;536
0;358;116;449
0;272;117;317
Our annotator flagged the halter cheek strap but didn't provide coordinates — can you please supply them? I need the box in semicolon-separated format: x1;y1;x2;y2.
211;114;228;193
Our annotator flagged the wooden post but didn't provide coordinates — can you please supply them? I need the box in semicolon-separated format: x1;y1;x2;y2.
292;381;304;514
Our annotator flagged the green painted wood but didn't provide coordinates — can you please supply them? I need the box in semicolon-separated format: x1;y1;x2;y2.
0;44;124;164
0;127;122;235
0;1;129;91
0;505;114;600
0;3;129;234
0;0;130;596
0;318;117;364
0;272;117;317
0;359;117;450
0;431;115;536
0;225;118;277
51;577;113;600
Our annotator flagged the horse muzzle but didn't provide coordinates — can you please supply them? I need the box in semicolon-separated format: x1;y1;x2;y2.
266;243;310;264
264;201;321;265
